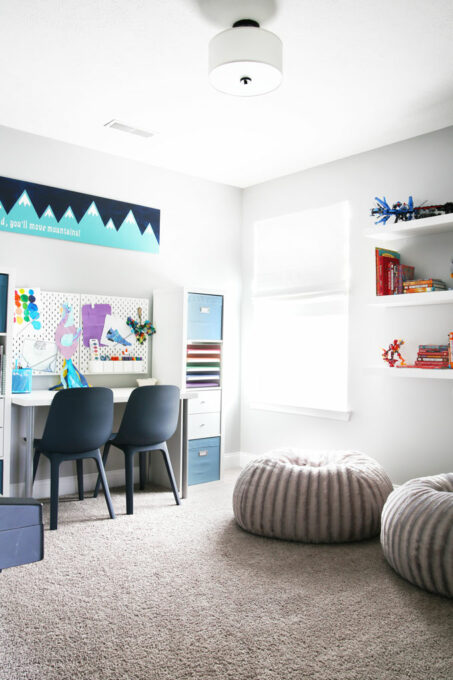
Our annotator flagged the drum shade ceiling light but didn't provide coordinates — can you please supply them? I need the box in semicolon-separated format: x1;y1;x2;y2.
208;19;282;96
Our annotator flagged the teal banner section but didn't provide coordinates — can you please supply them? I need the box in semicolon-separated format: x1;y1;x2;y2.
0;176;160;254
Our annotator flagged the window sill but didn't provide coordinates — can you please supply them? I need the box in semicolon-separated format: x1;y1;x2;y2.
249;402;351;422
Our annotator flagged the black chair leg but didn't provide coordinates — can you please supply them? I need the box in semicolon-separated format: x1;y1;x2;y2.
139;452;147;490
160;445;181;506
50;458;60;530
93;442;111;498
94;451;115;520
76;460;84;500
33;450;41;482
124;452;134;515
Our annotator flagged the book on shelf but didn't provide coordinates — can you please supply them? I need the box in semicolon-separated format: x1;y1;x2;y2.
411;344;451;368
397;265;415;294
375;248;415;295
375;248;400;295
417;357;448;361
404;287;447;294
403;279;447;294
403;279;446;287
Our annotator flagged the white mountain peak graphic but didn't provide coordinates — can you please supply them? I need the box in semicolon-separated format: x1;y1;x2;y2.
87;201;99;217
43;206;54;218
125;210;137;226
64;207;75;219
106;219;115;230
0;202;3;211
18;190;31;207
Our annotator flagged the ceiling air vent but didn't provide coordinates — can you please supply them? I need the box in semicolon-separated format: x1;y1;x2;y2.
104;120;154;139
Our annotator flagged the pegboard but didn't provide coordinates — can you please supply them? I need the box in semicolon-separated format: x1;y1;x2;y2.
12;289;149;376
79;294;148;374
12;290;80;375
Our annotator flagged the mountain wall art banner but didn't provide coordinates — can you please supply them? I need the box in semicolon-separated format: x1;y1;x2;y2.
0;176;160;254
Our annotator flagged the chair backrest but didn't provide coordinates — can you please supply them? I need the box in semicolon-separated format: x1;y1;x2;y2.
40;387;114;454
115;385;180;448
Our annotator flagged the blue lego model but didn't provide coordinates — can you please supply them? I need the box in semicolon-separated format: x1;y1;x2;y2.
371;196;415;225
371;196;453;226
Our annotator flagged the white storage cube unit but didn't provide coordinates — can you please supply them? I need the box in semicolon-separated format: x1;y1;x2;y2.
152;288;224;485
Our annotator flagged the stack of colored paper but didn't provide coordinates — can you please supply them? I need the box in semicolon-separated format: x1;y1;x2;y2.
186;343;221;388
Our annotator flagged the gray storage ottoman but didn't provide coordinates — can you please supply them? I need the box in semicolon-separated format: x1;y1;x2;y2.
0;498;44;570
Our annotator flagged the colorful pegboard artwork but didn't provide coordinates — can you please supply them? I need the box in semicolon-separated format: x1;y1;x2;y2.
14;287;42;336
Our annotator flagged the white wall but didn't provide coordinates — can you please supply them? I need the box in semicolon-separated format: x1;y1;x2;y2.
241;126;453;484
0;125;242;490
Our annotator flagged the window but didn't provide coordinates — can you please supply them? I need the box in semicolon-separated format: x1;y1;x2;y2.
249;202;350;419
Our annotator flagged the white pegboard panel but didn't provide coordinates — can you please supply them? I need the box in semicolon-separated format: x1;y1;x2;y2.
12;290;80;375
79;294;149;374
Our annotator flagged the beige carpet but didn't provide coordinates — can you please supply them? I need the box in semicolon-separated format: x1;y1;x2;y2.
0;470;452;680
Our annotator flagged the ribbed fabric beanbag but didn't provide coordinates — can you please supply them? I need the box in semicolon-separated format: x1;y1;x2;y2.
381;474;453;597
233;449;393;543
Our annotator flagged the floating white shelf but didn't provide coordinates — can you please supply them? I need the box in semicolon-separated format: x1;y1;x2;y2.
371;289;453;307
365;213;453;241
371;366;453;380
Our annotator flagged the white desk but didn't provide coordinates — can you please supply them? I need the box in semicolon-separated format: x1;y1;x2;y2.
12;388;194;500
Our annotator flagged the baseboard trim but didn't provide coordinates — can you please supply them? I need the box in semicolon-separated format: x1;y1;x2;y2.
222;451;242;470
11;468;139;500
221;452;258;470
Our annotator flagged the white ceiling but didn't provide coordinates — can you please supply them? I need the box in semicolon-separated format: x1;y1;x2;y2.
1;0;453;188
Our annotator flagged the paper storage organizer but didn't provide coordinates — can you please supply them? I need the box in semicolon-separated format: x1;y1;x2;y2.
152;287;224;487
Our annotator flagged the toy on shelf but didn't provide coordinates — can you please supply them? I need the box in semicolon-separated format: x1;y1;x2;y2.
382;339;406;367
50;303;89;390
126;307;156;345
371;196;453;226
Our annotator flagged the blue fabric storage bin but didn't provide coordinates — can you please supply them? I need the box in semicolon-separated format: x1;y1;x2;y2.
188;436;220;485
0;274;8;333
187;293;223;341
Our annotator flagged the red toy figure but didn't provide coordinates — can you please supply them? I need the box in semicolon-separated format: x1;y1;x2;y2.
382;339;406;367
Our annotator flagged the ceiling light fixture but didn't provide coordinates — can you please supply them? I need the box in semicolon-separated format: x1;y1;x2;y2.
208;18;282;96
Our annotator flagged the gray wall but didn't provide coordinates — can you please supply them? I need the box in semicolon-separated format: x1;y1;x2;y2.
0;125;242;491
241;126;453;483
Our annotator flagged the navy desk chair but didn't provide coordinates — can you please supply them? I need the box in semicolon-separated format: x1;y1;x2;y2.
93;385;181;515
33;387;116;530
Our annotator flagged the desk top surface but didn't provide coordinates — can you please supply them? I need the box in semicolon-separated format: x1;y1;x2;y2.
12;387;195;407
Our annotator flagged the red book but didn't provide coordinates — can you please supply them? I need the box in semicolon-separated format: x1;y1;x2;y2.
383;257;400;295
375;248;400;295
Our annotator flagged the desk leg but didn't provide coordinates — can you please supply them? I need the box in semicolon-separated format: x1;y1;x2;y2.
181;398;188;500
23;406;35;498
